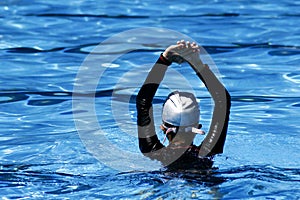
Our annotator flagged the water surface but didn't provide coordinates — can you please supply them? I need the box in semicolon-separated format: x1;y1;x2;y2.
0;0;300;199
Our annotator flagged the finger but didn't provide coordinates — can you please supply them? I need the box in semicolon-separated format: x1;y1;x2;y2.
186;41;191;48
177;43;185;49
191;42;200;52
180;40;186;46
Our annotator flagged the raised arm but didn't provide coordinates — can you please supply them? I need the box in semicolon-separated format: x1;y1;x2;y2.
174;40;231;157
136;42;193;155
136;54;171;154
192;63;231;157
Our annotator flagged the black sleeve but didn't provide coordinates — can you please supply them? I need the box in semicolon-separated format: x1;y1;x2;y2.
136;54;171;154
193;65;231;157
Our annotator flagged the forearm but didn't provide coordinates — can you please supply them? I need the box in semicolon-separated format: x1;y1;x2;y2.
136;54;171;153
136;54;170;126
191;63;231;156
199;88;231;156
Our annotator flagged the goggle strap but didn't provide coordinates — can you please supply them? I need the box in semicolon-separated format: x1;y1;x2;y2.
185;127;205;135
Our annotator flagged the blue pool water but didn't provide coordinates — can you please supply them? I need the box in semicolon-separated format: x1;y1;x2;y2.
1;0;300;199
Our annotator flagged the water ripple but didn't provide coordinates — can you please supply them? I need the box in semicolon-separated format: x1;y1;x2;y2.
1;0;300;198
283;72;300;84
1;163;298;199
3;42;300;55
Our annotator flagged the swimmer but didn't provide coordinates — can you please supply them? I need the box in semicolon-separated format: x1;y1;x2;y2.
136;40;231;170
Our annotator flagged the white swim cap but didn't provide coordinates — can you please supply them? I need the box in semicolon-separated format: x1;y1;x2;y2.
162;91;200;127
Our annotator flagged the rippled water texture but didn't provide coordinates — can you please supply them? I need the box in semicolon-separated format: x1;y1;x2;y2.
1;0;300;199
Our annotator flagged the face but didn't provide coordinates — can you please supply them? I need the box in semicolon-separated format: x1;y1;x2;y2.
160;124;176;141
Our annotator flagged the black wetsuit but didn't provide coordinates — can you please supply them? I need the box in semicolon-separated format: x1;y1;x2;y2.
136;54;231;170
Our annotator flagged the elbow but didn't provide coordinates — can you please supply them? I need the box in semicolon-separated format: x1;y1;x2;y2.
225;89;231;109
139;142;147;153
138;138;155;153
136;92;143;107
221;89;231;114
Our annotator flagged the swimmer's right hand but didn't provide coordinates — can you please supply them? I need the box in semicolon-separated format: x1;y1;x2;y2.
163;40;203;66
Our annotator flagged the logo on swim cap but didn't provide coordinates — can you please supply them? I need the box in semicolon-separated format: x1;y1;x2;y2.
162;91;200;127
